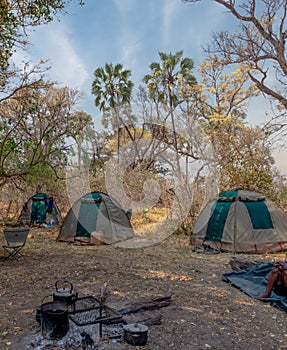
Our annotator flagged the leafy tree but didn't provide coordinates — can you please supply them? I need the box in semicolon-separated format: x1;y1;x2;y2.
91;63;134;157
0;85;81;186
143;51;196;107
0;0;83;87
209;122;275;194
67;110;95;167
182;0;287;112
143;51;197;172
185;56;275;194
92;63;133;126
0;0;85;215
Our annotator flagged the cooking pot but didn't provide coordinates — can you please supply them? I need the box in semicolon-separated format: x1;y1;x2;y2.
53;280;78;308
123;323;148;346
41;299;69;340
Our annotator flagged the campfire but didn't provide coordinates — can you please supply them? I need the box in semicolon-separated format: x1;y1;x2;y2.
31;320;125;350
28;280;172;349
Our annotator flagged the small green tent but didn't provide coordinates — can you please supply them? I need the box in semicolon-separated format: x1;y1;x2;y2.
192;189;287;253
18;193;62;225
57;191;133;245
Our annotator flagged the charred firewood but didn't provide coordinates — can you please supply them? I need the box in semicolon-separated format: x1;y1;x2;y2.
117;294;172;315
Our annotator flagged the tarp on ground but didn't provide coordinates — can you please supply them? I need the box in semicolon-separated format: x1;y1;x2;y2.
222;261;287;313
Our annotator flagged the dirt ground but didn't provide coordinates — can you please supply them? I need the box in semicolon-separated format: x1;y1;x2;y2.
1;228;287;350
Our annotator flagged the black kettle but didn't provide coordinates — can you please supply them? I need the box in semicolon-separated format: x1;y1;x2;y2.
53;280;78;308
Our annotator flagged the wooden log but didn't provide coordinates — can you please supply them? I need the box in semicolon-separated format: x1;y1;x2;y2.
117;294;172;315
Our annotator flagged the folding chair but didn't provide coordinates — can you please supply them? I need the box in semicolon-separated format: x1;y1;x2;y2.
2;227;30;261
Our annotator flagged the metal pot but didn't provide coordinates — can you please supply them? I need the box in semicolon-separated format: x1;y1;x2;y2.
53;280;78;308
123;323;148;346
41;300;69;340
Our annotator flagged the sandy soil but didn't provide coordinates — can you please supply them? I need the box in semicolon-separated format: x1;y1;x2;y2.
1;228;287;350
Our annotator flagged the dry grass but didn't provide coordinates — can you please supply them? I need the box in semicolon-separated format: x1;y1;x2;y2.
1;228;287;349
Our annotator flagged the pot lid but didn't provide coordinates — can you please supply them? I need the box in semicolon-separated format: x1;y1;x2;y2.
123;323;148;333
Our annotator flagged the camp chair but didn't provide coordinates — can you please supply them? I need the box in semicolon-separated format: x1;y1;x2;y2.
2;227;30;261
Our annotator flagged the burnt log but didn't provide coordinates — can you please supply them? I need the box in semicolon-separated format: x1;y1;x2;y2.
117;294;172;315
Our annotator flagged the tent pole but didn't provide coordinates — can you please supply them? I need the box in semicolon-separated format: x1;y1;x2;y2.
233;191;239;254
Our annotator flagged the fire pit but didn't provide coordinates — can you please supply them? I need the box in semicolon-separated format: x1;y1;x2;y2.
32;282;126;348
69;296;122;327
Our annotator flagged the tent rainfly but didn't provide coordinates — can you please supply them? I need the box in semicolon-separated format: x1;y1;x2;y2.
18;193;62;225
57;191;133;245
191;189;287;253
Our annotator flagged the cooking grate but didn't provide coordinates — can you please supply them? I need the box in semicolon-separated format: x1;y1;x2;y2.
69;296;122;326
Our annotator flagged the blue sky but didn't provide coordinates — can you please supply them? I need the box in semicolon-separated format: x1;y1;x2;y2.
15;0;231;116
13;0;287;173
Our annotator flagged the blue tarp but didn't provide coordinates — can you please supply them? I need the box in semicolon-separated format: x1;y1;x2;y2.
222;261;287;313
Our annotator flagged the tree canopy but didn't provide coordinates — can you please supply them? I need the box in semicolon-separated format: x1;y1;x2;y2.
0;0;83;88
1;0;285;214
0;85;81;186
0;0;84;189
183;0;287;113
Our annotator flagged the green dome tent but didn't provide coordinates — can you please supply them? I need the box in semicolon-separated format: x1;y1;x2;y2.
18;193;62;225
191;189;287;253
57;191;134;245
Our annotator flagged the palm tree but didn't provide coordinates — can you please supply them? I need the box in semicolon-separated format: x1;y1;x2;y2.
92;63;133;111
92;63;134;158
143;51;196;173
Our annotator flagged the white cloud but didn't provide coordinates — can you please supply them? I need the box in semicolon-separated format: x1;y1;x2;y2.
162;0;178;46
17;21;89;90
112;0;134;13
49;29;88;87
120;41;142;66
110;0;144;75
12;49;32;68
